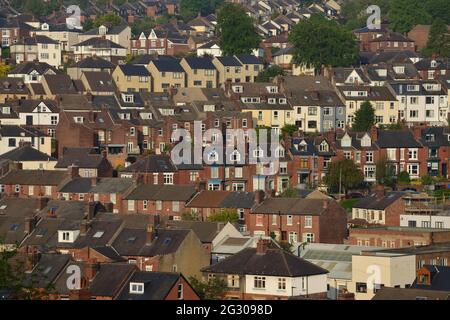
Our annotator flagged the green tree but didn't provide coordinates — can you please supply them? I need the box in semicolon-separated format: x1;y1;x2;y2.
207;209;238;223
376;155;396;187
420;174;434;186
388;0;431;33
281;124;299;137
423;18;450;58
0;62;12;77
289;14;358;74
94;12;123;28
217;3;261;56
324;159;364;194
279;187;298;198
352;101;375;132
423;0;450;24
131;17;156;36
180;0;224;22
188;276;226;300
255;65;285;82
0;244;54;299
397;171;411;184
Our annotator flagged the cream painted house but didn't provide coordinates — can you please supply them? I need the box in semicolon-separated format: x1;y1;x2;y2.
32;23;81;52
77;25;131;53
147;59;186;92
0;143;57;170
180;57;218;88
112;64;151;93
337;85;399;126
350;251;416;300
10;35;62;68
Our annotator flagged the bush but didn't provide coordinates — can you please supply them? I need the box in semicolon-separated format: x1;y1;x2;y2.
397;171;410;184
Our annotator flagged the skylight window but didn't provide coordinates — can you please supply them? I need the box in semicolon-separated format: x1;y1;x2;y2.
93;231;104;238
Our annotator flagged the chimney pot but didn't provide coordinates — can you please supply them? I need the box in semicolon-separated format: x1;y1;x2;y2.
256;238;271;254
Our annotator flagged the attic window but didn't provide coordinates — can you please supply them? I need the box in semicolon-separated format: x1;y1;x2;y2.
129;282;144;294
425;134;435;142
10;223;19;231
127;236;136;243
0;205;7;209
163;237;172;245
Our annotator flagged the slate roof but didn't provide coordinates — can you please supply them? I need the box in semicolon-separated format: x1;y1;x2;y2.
164;220;225;243
89;263;136;297
75;37;125;49
215;56;242;67
0;170;67;186
112;227;190;257
72;56;116;69
118;64;151;76
151;59;184;73
125;184;197;201
82;71;115;92
412;265;450;292
202;246;329;277
25;254;71;288
235;54;262;65
372;287;450;300
55;148;107;169
0;144;57;162
375;130;422;148
122;154;176;172
184;57;216;70
116;272;185;300
353;192;405;210
9;61;59;75
252;198;330;215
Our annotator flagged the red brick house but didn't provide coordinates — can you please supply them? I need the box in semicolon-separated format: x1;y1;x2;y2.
249;191;347;244
347;226;450;248
122;184;197;218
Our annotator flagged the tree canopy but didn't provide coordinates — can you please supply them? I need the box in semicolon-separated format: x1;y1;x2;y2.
423;18;450;58
376;155;396;187
188;276;226;300
217;3;261;56
288;14;358;73
352;101;375;132
180;0;224;22
256;65;285;82
324;159;364;194
94;12;123;28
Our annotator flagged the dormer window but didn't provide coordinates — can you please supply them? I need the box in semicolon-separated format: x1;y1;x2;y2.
129;282;144;294
279;98;287;104
122;93;134;103
232;85;243;93
361;134;371;147
276;146;285;158
230;149;241;162
2;106;10;114
266;86;278;93
431;60;437;68
319;141;328;152
425;134;435;142
253;147;263;158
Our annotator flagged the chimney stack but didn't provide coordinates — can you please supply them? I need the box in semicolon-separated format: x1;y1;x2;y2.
86;202;96;220
369;126;378;141
68;165;79;179
254;190;265;204
80;221;89;235
24;217;35;234
256;238;271;254
146;224;155;245
91;177;99;187
39;197;49;210
375;185;385;199
84;259;99;280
